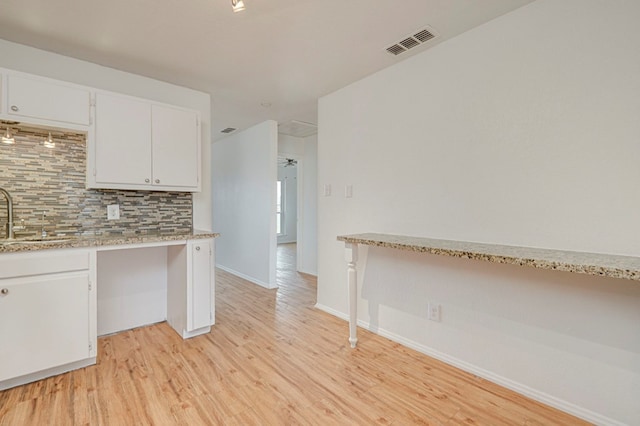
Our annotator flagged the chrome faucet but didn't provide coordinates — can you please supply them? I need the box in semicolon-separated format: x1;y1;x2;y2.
0;187;15;240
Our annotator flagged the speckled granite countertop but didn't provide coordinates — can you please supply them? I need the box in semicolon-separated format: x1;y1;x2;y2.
337;233;640;282
0;229;219;253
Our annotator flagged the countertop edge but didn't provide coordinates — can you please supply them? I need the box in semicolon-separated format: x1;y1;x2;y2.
0;231;220;254
337;233;640;282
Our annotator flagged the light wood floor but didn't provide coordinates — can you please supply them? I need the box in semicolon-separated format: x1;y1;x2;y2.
0;243;588;425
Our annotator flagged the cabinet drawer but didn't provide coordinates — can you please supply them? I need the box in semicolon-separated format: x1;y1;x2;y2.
0;250;90;279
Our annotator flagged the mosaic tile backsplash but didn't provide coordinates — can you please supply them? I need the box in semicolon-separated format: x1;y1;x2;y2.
0;122;192;238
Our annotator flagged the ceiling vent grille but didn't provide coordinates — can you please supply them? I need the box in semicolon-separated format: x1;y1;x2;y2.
399;37;420;50
386;27;436;56
386;44;406;55
221;127;237;134
414;29;435;43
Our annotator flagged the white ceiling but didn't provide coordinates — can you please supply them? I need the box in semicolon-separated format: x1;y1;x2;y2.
0;0;533;141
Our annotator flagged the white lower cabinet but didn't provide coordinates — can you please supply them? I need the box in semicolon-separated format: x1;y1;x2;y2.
167;238;215;338
0;274;90;382
0;249;96;390
0;238;215;390
189;239;213;331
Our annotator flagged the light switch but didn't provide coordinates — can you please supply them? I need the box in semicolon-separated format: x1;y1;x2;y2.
323;184;332;197
107;204;120;220
345;185;353;198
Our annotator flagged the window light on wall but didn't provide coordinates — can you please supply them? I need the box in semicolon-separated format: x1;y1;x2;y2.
43;132;55;149
231;0;246;12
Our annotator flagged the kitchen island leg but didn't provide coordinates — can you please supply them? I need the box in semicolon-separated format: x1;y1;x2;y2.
345;243;358;348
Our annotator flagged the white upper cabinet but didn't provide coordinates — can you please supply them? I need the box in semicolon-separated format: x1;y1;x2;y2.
152;105;199;189
94;93;152;186
0;68;202;193
90;92;201;192
4;73;91;126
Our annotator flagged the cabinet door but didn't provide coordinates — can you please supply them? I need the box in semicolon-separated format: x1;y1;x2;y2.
95;93;152;185
189;241;212;331
0;273;90;382
7;74;90;125
151;105;199;189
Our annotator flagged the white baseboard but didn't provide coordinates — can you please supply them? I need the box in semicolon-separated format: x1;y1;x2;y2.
277;238;297;244
313;303;623;426
0;357;96;391
216;264;277;289
297;267;317;277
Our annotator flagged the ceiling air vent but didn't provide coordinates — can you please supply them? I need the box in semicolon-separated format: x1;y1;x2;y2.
400;37;420;50
220;127;236;134
414;29;435;43
386;27;437;56
386;44;406;56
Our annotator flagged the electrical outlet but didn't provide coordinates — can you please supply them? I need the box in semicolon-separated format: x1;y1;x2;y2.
427;303;441;322
107;204;120;220
323;184;332;196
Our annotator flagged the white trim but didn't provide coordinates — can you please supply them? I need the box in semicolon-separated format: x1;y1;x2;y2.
297;267;317;277
313;303;624;426
0;357;96;391
294;156;304;273
216;264;277;289
276;178;285;237
178;324;211;339
278;238;297;244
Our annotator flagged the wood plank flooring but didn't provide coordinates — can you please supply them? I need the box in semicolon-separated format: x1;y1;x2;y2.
0;243;588;425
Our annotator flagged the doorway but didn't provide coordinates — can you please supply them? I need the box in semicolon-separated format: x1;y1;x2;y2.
277;156;298;245
276;131;318;277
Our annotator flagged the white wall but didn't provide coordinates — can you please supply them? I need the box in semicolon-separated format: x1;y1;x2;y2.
212;121;278;288
0;39;212;231
279;134;318;275
277;165;298;244
97;247;167;336
317;1;640;424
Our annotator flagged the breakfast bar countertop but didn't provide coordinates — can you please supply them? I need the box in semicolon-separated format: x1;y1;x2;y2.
337;232;640;282
0;229;219;253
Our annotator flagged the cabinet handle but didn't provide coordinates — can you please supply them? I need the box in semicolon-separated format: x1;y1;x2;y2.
1;288;8;295
145;178;150;183
155;179;160;184
195;246;201;251
10;105;19;112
